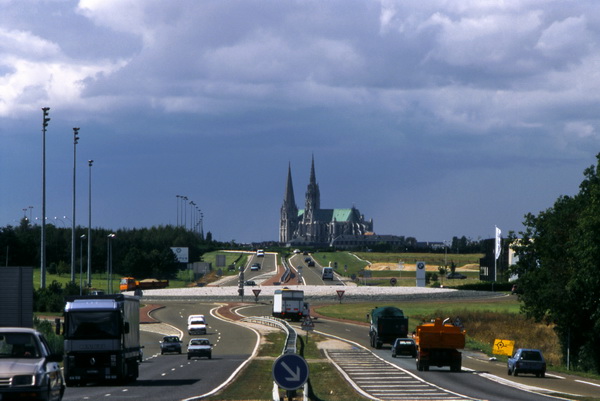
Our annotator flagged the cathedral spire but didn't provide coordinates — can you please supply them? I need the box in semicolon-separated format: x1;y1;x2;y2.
309;154;316;186
284;162;295;206
305;155;320;213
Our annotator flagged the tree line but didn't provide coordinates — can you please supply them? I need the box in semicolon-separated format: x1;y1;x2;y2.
510;153;600;374
0;220;218;280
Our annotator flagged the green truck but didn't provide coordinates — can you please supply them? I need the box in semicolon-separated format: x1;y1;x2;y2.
369;306;409;349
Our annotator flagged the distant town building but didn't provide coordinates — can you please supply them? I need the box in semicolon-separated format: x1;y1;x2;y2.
279;157;373;246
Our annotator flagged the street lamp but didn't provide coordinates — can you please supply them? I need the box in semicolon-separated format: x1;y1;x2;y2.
182;196;188;229
71;127;80;283
53;217;66;227
176;195;183;226
40;107;50;289
87;160;93;288
80;234;86;295
106;233;116;293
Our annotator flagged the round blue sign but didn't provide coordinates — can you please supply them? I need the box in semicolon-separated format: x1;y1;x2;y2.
272;354;309;390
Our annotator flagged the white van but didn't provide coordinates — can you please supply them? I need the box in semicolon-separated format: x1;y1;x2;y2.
187;314;207;335
322;266;334;280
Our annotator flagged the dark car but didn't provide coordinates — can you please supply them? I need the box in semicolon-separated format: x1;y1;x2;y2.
446;272;467;279
508;348;546;377
244;280;257;286
160;335;182;354
391;338;417;358
0;327;65;401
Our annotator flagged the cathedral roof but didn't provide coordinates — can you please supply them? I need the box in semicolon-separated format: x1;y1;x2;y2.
297;208;360;222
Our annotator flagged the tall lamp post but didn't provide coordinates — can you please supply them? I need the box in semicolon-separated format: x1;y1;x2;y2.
106;233;116;293
40;107;50;289
79;234;86;295
87;160;93;288
71;127;80;282
176;195;182;226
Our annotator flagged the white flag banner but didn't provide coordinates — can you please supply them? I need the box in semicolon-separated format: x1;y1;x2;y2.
495;226;502;260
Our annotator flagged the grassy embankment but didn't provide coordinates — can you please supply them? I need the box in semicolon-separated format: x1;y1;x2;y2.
206;331;371;401
310;251;483;285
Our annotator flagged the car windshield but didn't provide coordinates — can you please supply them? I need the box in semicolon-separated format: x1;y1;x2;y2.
164;337;179;343
521;351;543;361
0;333;41;358
191;339;209;346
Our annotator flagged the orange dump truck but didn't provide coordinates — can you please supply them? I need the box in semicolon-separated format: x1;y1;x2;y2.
414;317;466;372
119;277;169;292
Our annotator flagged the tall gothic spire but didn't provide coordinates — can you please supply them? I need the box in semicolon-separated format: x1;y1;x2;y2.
305;155;320;212
284;162;296;206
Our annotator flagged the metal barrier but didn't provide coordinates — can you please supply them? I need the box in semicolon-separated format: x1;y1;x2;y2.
241;316;306;401
280;257;292;283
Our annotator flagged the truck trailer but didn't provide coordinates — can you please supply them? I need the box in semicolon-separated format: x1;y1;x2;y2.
272;288;309;321
63;294;141;386
414;317;466;372
119;277;169;292
369;306;409;349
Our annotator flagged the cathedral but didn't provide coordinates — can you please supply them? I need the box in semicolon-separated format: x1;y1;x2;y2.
279;157;373;246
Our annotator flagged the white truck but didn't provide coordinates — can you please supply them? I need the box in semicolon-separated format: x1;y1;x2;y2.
272;288;309;321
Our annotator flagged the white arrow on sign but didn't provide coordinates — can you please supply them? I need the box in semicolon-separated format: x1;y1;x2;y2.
282;362;302;381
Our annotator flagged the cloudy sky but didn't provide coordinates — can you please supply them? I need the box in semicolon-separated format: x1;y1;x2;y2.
2;0;599;244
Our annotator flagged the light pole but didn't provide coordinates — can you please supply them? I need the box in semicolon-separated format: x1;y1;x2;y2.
28;206;33;222
80;234;86;295
40;107;50;289
53;217;66;227
182;196;188;229
71;127;80;282
176;195;182;226
106;233;116;293
87;160;93;288
189;201;195;231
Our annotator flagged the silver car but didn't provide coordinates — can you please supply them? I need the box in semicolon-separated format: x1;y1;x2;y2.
0;327;65;400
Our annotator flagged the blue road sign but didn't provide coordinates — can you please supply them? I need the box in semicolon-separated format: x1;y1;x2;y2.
272;354;309;390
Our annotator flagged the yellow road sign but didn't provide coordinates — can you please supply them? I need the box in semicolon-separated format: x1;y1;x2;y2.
493;339;515;356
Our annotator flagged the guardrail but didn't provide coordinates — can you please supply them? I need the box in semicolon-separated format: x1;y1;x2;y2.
241;316;306;401
280;257;292;283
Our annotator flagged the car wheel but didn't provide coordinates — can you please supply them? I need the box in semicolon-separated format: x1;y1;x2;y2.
209;354;212;359
541;371;545;378
392;352;396;358
187;355;190;360
508;367;512;375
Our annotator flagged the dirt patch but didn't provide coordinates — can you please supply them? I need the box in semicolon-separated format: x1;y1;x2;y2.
316;339;355;351
366;262;476;272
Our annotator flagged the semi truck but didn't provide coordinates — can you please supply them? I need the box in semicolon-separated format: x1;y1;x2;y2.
369;306;409;349
414;317;466;372
63;294;142;386
272;288;309;321
119;277;169;292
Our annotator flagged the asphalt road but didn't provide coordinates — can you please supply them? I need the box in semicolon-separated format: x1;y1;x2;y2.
61;301;257;401
241;302;600;401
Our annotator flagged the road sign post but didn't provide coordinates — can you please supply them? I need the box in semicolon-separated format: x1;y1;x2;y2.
416;261;426;287
272;354;309;391
336;289;345;304
301;316;314;344
252;288;261;303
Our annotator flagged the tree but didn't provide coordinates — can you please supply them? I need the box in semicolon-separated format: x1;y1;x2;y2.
510;154;600;373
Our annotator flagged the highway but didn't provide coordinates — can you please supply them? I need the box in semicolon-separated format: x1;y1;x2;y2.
62;302;258;401
60;253;600;400
239;302;600;401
